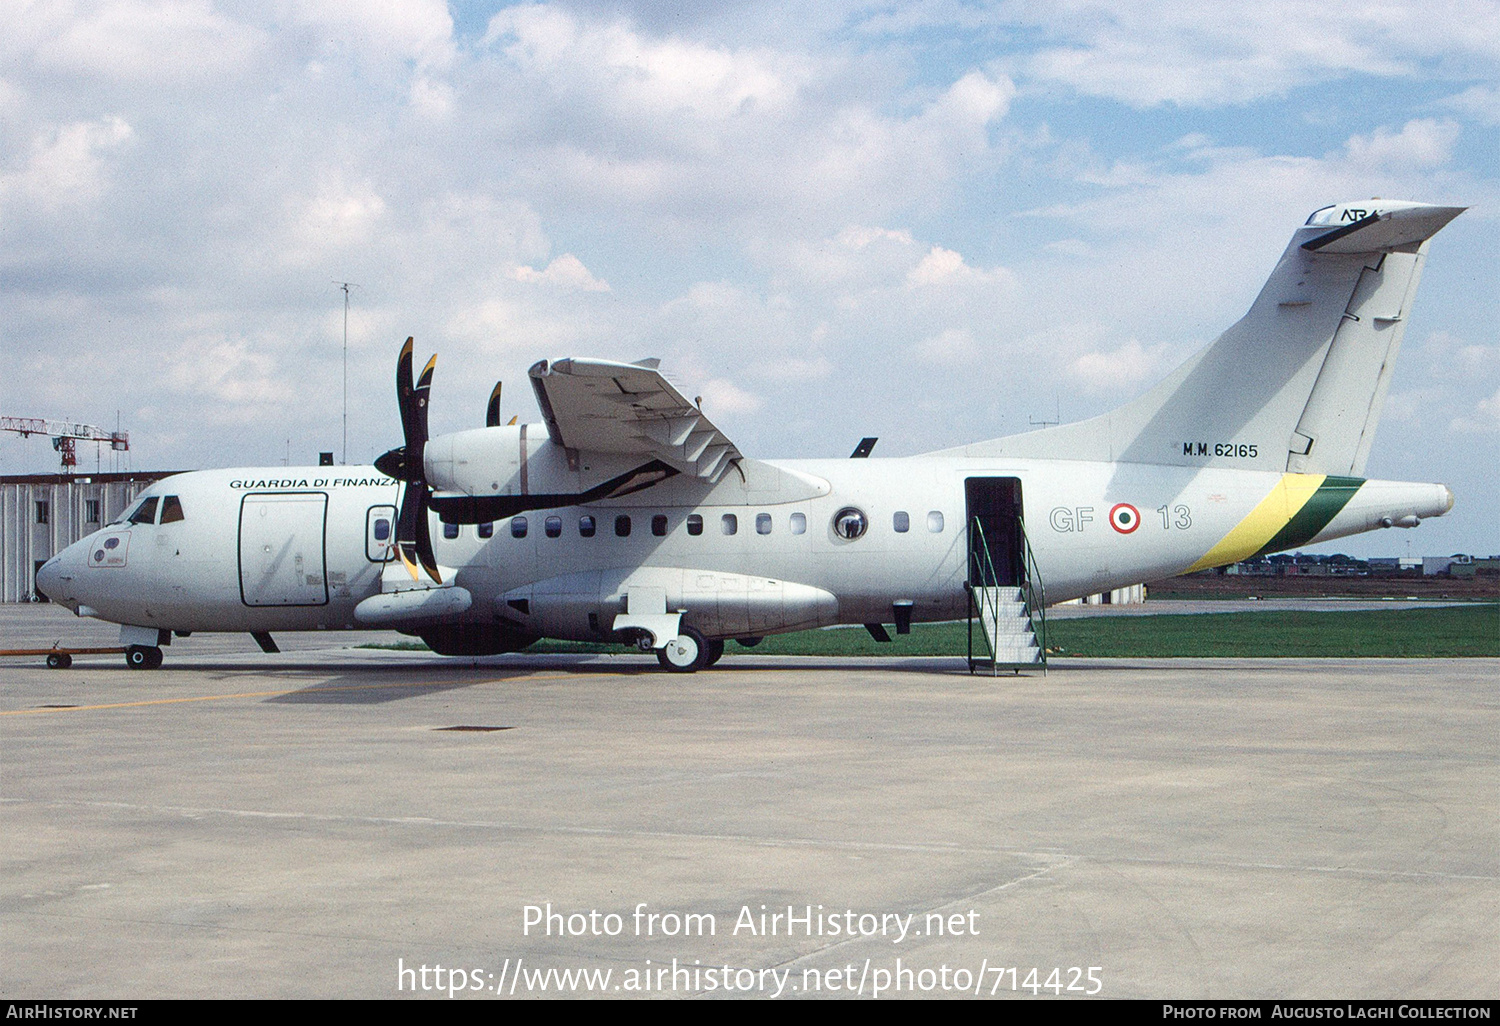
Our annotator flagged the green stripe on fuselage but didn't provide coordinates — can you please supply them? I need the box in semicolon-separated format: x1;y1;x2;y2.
1254;476;1363;557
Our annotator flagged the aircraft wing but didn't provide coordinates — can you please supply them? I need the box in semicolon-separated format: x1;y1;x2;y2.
528;358;743;482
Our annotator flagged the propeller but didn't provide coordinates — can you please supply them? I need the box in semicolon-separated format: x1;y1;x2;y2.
486;381;503;427
374;338;442;584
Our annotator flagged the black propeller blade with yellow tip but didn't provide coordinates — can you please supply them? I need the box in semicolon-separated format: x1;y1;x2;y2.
486;381;503;427
374;338;442;583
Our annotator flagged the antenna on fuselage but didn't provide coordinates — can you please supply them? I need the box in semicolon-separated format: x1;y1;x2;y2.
1029;395;1061;429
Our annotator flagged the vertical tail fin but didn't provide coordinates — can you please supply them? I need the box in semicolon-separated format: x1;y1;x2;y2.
934;201;1464;472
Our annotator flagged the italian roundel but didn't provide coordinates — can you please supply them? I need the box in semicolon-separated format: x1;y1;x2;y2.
1109;503;1141;534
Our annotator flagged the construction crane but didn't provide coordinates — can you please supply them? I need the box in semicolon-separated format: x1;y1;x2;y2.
1;417;129;472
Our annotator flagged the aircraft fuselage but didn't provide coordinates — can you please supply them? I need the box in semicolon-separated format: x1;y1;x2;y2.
39;455;1452;642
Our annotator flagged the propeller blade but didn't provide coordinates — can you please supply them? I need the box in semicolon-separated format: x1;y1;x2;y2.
390;337;442;583
397;482;442;584
486;382;503;427
415;497;442;583
397;341;435;462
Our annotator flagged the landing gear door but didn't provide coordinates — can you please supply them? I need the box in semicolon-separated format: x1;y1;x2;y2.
239;492;329;607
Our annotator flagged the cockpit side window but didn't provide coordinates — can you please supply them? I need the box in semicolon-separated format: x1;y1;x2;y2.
160;496;185;524
128;497;159;525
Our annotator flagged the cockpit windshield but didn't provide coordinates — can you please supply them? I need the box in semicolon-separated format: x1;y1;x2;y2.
128;496;159;525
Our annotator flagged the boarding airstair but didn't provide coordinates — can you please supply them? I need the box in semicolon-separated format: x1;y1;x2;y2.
967;518;1047;675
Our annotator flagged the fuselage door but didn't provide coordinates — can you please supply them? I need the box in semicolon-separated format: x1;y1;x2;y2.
965;477;1025;588
239;492;329;607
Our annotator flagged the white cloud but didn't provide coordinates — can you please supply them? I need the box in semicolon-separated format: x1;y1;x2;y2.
1068;338;1183;395
1440;84;1500;126
1450;386;1500;433
998;0;1499;107
1343;119;1461;169
697;378;764;416
32;0;265;83
290;0;455;69
484;5;800;121
512;254;611;292
282;179;388;264
0;116;133;211
916;327;978;363
906;245;1012;288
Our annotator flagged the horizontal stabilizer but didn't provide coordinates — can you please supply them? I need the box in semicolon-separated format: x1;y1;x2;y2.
1301;201;1465;253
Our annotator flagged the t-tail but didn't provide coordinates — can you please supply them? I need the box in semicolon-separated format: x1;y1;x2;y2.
933;199;1464;559
939;200;1463;473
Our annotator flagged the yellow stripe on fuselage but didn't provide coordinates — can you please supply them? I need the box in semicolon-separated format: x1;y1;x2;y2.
1184;474;1326;574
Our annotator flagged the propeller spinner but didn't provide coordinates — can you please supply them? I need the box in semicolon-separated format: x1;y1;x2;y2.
375;338;442;583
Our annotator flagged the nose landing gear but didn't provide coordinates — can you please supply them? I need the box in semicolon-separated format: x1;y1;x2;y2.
125;645;163;670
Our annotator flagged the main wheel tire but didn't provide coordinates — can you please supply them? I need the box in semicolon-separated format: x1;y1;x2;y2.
125;645;162;670
704;639;725;667
657;627;708;673
46;652;71;670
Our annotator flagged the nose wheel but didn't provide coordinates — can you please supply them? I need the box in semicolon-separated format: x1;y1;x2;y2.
125;645;163;670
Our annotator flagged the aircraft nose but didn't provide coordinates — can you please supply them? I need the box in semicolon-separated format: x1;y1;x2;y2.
35;555;61;603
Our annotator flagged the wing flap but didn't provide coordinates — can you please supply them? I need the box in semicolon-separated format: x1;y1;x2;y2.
529;358;743;481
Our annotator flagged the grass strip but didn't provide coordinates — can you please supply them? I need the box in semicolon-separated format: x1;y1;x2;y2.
361;604;1498;658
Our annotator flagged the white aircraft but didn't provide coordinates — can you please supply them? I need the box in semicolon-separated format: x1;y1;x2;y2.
36;199;1462;671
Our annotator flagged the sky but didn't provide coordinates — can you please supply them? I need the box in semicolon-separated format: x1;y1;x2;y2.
2;0;1496;558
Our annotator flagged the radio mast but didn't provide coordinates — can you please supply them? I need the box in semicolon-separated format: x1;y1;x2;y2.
334;281;360;465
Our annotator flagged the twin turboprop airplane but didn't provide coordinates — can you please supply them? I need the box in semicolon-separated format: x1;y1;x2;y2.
37;200;1462;671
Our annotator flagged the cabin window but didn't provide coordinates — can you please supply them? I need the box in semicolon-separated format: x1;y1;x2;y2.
790;512;806;535
927;511;945;533
833;507;867;540
85;499;100;523
893;511;909;533
511;517;528;539
721;513;737;536
652;514;668;536
756;513;772;535
128;497;158;525
579;515;596;537
444;521;461;539
366;506;397;563
477;522;493;539
615;515;631;537
545;516;562;538
687;514;703;536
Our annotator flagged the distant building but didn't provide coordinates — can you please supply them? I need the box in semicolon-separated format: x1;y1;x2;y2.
1057;584;1146;606
1;472;180;602
1448;556;1500;579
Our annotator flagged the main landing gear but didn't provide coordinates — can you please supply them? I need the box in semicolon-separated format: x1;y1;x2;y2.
125;645;163;670
655;628;729;673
